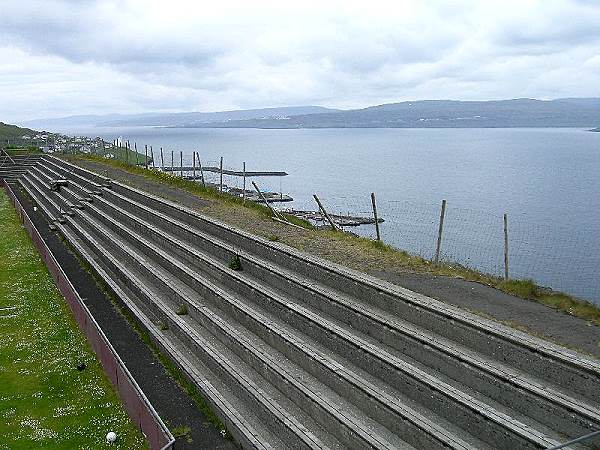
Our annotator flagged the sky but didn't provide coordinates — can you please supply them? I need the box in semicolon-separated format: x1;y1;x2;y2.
1;0;600;122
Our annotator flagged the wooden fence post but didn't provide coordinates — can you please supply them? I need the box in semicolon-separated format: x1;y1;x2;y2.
144;145;148;170
504;213;510;280
242;161;246;203
434;199;447;264
313;194;340;231
135;143;139;166
197;152;205;187
180;151;183;178
371;192;381;241
171;150;174;174
150;146;155;168
192;152;196;181
253;181;281;219
160;147;164;169
219;157;224;192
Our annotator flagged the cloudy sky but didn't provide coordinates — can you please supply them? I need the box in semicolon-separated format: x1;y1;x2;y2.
1;0;599;122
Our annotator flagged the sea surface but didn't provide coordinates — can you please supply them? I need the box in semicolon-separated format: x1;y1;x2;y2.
45;126;600;304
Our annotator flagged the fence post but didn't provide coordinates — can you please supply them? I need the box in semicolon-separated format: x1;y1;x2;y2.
145;145;148;170
504;213;509;280
242;161;246;204
125;141;129;164
371;192;381;241
313;194;340;231
434;199;447;264
171;150;174;174
253;181;281;219
197;152;206;187
150;146;155;169
180;151;183;178
219;157;224;192
160;147;164;169
192;152;196;181
135;143;139;166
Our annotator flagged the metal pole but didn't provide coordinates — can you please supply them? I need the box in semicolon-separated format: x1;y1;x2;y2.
434;199;446;264
504;213;509;280
313;194;340;231
371;192;381;241
219;156;223;192
242;162;246;203
160;147;164;169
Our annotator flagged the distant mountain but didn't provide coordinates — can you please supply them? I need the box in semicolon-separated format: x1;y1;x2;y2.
24;106;338;129
0;121;39;139
178;98;600;129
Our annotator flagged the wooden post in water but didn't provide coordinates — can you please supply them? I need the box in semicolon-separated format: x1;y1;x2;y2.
219;157;224;192
192;152;196;180
197;152;206;187
371;192;381;241
503;213;510;280
313;194;340;231
160;147;164;169
180;151;183;178
242;161;246;204
150;146;155;168
144;145;148;170
434;199;447;264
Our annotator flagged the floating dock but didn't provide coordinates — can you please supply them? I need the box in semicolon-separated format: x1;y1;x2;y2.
285;210;384;227
161;166;288;177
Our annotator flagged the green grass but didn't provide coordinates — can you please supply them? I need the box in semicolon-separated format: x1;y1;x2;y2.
0;189;147;450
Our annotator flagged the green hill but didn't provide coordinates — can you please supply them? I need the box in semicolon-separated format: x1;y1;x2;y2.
0;122;52;150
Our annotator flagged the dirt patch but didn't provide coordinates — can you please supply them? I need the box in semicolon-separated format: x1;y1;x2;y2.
68;157;600;358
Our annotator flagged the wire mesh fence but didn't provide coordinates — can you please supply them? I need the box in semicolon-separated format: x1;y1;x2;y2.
304;194;600;304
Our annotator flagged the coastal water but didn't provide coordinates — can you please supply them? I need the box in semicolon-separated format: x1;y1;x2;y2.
46;126;600;304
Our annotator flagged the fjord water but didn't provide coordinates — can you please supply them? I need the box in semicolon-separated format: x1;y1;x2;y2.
53;126;600;303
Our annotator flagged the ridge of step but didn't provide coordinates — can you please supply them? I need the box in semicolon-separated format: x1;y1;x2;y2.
54;220;288;450
61;163;600;435
64;214;352;450
44;159;597;432
71;207;423;450
76;198;567;449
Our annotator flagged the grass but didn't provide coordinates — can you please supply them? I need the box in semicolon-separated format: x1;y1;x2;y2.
69;154;600;328
0;189;147;450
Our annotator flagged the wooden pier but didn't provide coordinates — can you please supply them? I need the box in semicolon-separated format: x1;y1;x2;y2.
285;210;384;227
162;166;288;177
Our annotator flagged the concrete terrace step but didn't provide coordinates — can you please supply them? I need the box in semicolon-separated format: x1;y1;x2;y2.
40;155;600;448
63;214;354;450
50;217;288;450
38;158;600;438
75;197;495;449
71;206;426;449
73;189;574;447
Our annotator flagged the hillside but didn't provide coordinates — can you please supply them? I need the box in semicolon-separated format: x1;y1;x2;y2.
24;106;339;128
179;98;600;129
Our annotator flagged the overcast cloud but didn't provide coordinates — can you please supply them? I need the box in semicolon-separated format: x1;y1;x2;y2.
1;0;600;122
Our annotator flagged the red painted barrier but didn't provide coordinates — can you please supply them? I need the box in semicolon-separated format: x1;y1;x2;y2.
2;180;175;450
